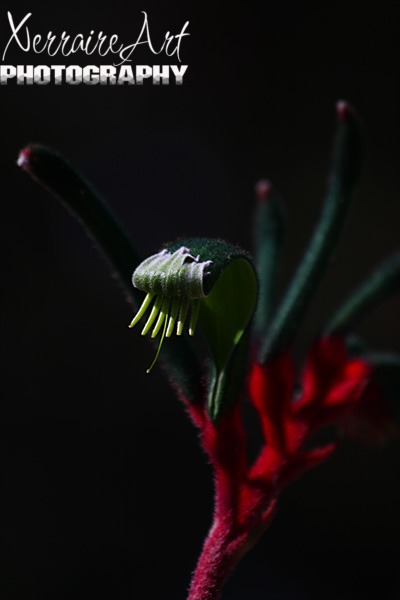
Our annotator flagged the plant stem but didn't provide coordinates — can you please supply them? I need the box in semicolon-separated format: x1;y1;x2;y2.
187;521;240;600
186;404;276;600
187;489;277;600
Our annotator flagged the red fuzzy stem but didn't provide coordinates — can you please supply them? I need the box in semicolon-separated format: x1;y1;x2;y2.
187;521;239;600
187;402;278;600
202;405;248;519
185;339;373;600
188;496;277;600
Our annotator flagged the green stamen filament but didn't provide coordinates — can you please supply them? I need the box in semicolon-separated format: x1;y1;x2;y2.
166;297;180;338
129;291;203;373
189;299;201;336
176;297;190;336
128;292;154;328
151;297;170;338
146;310;169;374
141;295;164;336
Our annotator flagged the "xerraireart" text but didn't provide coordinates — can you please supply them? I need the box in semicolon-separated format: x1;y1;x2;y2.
2;11;189;65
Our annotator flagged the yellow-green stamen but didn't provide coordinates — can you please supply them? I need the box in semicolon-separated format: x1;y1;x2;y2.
129;292;154;328
189;299;201;336
146;312;169;374
176;297;190;336
141;295;164;336
151;297;171;338
129;246;213;371
166;297;180;338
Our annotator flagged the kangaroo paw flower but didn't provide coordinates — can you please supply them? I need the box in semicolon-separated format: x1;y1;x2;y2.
19;102;400;600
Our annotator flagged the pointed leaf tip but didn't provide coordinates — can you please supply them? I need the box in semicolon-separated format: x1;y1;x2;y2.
17;147;32;168
255;180;274;202
253;180;284;337
336;100;356;122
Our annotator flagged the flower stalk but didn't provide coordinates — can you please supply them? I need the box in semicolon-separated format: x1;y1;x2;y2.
259;101;363;362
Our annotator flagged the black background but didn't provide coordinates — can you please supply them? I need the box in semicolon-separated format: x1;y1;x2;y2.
1;2;400;599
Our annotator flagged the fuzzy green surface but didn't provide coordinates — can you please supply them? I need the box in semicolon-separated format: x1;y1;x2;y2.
165;238;253;295
133;248;209;298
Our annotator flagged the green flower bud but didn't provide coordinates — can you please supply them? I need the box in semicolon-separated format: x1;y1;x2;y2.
129;247;213;373
132;246;212;300
129;238;258;419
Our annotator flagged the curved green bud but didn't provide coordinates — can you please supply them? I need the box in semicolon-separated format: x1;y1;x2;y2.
129;238;258;419
129;247;213;347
